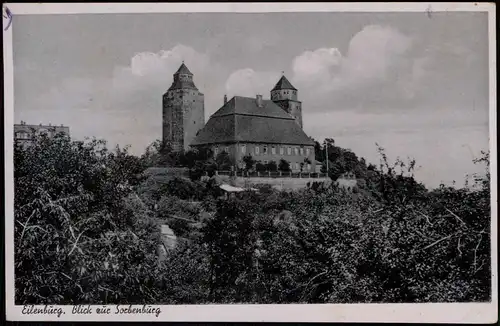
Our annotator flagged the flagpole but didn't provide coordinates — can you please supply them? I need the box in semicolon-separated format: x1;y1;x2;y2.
325;141;329;174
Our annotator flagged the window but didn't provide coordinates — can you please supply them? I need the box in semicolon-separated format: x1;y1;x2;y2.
224;146;229;153
255;146;260;155
271;146;276;155
307;163;311;171
287;147;291;155
263;145;268;154
241;144;246;154
306;148;310;156
214;146;219;156
294;147;299;155
299;147;304;156
280;147;284;155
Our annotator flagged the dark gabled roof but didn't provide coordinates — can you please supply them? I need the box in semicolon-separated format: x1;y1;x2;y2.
271;75;297;91
212;96;295;120
175;63;192;75
190;96;314;146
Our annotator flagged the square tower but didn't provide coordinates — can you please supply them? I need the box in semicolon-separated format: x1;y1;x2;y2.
162;63;205;152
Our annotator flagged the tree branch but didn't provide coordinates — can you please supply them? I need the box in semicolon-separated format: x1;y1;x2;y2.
473;234;483;272
418;210;433;226
445;207;468;228
299;271;327;301
68;230;86;256
421;233;456;251
18;209;38;245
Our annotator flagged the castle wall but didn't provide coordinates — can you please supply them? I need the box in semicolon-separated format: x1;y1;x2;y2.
163;89;205;152
215;174;331;191
182;91;205;151
209;142;316;172
273;100;303;129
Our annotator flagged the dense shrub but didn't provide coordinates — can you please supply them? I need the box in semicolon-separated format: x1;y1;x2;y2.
14;134;491;304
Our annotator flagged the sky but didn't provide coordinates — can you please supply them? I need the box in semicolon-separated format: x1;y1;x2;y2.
12;12;491;188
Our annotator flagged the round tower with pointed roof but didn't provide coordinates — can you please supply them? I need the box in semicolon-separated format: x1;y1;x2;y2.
162;62;205;152
271;74;303;129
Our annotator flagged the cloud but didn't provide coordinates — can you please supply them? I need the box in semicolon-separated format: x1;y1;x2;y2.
291;25;416;103
225;69;281;98
16;45;221;154
292;48;342;89
224;25;423;110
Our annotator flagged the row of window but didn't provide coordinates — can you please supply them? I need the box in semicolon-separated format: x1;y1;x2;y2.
15;132;31;139
244;144;310;157
273;90;297;95
237;161;313;171
214;145;311;157
214;146;230;156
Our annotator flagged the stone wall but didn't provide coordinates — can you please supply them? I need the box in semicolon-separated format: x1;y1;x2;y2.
163;89;205;151
211;142;316;172
214;174;331;191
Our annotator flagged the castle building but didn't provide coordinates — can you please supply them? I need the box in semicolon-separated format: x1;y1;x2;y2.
172;63;317;173
162;63;205;152
14;121;70;147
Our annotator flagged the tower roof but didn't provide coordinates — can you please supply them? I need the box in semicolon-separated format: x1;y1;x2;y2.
174;62;193;75
168;63;198;91
271;75;297;91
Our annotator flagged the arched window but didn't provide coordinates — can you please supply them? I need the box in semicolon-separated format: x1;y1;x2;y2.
263;145;268;154
271;146;276;155
306;148;310;156
255;146;260;155
280;147;284;155
287;147;291;155
299;147;304;156
241;144;246;154
294;147;299;155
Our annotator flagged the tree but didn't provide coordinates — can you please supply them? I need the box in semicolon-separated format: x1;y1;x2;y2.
278;159;291;172
242;154;256;171
266;160;278;172
202;195;260;302
255;161;267;172
215;151;232;171
14;134;168;304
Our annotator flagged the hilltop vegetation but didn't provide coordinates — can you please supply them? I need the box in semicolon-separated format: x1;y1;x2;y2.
14;134;491;304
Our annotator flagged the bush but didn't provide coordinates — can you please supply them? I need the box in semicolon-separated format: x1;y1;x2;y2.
255;162;267;172
278;159;290;172
14;135;165;304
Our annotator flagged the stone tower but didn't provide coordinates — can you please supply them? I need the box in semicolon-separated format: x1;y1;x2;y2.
162;63;205;152
271;74;303;129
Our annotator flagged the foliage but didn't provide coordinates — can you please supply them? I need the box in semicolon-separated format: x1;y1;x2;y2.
15;133;491;305
242;154;256;171
14;135;164;304
255;162;267;172
278;159;291;172
266;160;278;172
215;151;232;171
